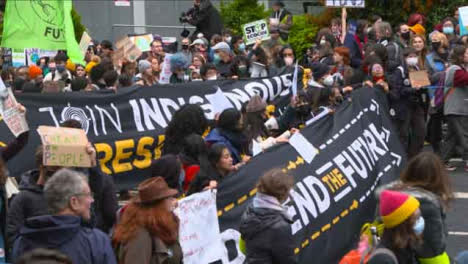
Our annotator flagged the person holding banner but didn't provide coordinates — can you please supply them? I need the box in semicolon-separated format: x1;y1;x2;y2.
368;190;422;264
240;168;296;264
113;177;182;264
187;143;240;195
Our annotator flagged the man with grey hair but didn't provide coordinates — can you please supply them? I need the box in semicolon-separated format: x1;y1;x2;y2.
375;21;402;72
11;169;116;264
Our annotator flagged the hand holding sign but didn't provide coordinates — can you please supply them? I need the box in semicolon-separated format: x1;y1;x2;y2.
37;126;93;168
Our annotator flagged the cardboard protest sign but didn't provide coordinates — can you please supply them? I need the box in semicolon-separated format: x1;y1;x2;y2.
326;0;365;8
409;70;431;88
129;34;154;52
242;19;270;45
79;32;92;56
0;79;29;137
114;36;142;63
176;190;227;264
459;6;468;36
37;126;92;168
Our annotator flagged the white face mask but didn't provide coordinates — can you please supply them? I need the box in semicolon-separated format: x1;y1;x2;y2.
320;39;327;46
192;78;203;82
207;75;217;80
284;57;294;66
323;75;334;86
406;57;419;66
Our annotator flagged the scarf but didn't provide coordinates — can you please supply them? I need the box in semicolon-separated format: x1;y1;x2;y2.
354;34;367;59
253;193;291;221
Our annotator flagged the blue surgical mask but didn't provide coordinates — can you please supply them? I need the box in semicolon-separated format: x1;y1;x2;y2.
57;65;66;73
239;43;246;52
413;216;425;235
213;53;221;64
443;27;454;35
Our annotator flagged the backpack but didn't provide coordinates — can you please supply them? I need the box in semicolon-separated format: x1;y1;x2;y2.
367;247;399;264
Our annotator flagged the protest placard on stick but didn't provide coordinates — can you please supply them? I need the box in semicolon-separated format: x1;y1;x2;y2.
242;19;270;45
37;126;92;168
326;0;365;8
0;78;28;137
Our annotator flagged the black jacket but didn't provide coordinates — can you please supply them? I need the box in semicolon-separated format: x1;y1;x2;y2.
239;205;297;264
186;0;223;41
6;170;48;248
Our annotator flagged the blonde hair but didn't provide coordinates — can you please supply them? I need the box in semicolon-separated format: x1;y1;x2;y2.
430;31;449;49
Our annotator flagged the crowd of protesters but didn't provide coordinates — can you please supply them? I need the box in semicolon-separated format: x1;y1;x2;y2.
0;0;468;263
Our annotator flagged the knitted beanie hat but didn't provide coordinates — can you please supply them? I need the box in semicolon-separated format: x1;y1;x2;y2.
29;65;43;79
246;95;267;113
138;59;151;73
380;190;420;228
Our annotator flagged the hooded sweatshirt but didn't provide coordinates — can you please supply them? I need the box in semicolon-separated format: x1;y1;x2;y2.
12;215;116;264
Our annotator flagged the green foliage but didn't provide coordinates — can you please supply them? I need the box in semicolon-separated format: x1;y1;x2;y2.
288;14;318;61
220;0;270;36
71;6;86;43
425;0;466;30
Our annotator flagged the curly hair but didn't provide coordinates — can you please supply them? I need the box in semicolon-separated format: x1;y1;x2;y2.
113;200;179;245
162;104;208;155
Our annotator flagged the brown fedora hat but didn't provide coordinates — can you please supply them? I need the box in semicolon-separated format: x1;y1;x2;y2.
135;177;178;204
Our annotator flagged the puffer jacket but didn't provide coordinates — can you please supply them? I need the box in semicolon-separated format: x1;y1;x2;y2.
377;182;451;264
239;203;296;264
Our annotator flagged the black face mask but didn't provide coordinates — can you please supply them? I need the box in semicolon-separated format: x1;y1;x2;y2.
182;45;189;50
432;42;441;51
401;31;410;40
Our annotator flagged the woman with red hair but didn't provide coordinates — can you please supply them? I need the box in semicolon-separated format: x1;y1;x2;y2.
408;13;426;37
332;46;354;89
113;177;182;264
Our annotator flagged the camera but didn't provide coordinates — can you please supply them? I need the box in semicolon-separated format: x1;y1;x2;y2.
179;12;189;23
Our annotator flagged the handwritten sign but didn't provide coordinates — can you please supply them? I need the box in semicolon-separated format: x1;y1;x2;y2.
37;126;92;168
79;32;92;56
114;36;142;63
242;19;270;45
175;191;227;264
409;70;431;88
0;79;29;137
326;0;365;8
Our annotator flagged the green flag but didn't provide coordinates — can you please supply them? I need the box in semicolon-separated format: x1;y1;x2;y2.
1;0;84;64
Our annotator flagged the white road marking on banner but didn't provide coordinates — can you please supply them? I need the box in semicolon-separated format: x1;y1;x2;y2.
366;190;371;197
339;129;345;134
334;186;352;202
455;192;468;199
326;139;333;145
363;108;368;112
345;124;351;129
316;162;333;174
351;118;357;124
359;196;366;203
333;134;339;140
384;165;392;172
319;144;326;150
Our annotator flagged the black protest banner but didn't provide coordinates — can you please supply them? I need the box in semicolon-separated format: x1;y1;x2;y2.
0;76;292;189
215;87;406;264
